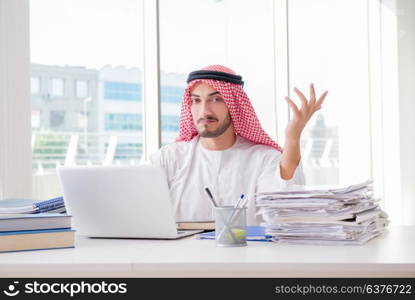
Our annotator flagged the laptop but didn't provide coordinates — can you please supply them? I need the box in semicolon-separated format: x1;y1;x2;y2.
57;164;203;239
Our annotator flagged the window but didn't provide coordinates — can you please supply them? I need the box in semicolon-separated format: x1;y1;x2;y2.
159;0;275;145
30;0;144;200
110;142;142;162
31;110;40;128
0;0;403;222
50;111;65;129
105;113;142;131
161;85;184;104
51;78;64;97
76;80;88;98
77;111;87;129
104;81;142;101
31;77;40;95
288;0;371;185
161;115;179;132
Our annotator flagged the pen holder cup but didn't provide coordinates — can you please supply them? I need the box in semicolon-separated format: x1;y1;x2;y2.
214;206;247;247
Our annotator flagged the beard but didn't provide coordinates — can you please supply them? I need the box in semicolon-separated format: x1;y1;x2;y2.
197;114;232;138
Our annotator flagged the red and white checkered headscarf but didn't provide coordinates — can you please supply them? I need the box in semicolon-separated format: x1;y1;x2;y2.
176;65;283;152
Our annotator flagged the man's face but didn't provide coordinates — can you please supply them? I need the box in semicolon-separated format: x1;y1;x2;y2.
190;82;232;138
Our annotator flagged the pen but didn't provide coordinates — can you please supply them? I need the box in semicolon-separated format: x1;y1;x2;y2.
228;194;244;222
204;187;218;207
226;195;249;226
234;194;244;209
240;196;248;208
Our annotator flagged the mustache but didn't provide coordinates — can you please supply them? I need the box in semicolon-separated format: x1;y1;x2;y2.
197;116;218;123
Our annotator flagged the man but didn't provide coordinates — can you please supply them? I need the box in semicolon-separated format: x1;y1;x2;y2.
150;65;328;225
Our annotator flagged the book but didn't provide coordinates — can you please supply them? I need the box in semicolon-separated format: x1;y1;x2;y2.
0;228;75;253
0;213;71;232
197;226;272;242
177;221;215;230
0;196;66;214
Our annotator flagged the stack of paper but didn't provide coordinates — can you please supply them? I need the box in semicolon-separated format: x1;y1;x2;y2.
257;180;389;245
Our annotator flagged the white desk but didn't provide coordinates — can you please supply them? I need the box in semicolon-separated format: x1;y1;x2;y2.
0;226;414;278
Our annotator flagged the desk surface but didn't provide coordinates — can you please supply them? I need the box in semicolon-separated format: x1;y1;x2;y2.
1;226;414;278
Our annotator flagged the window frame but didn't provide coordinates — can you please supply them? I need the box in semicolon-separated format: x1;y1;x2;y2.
0;0;32;198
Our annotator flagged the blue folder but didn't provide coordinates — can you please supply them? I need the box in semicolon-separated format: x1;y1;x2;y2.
197;226;272;242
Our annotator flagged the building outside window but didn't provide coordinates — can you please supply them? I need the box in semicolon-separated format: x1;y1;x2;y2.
77;111;88;129
51;78;64;97
31;77;40;95
29;0;144;200
104;82;141;101
105;113;142;131
31;110;40;128
50;111;65;129
160;85;183;104
76;80;88;98
161;115;179;132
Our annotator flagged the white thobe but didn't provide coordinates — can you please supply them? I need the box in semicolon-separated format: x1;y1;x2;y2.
149;135;305;225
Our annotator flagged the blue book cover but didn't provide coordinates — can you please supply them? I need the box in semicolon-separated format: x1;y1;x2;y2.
0;228;74;236
198;226;272;242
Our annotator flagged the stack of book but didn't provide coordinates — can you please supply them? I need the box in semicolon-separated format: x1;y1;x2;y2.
256;180;389;245
0;196;74;252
